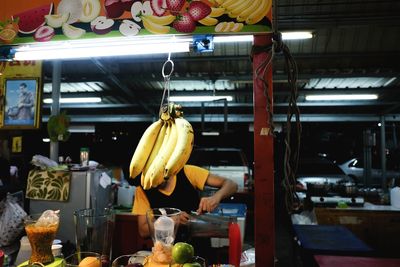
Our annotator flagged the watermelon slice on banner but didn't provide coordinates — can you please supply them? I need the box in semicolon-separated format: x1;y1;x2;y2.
13;3;54;34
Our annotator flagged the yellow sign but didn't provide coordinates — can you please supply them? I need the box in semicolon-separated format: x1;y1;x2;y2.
12;136;22;153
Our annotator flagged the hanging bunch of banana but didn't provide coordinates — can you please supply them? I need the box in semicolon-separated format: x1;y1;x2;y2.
129;103;194;189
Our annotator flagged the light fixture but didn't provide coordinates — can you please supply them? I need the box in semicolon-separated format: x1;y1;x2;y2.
13;36;191;60
43;97;102;104
282;31;313;40
169;96;233;102
42;138;50;143
69;125;95;133
201;131;220;136
213;35;253;43
305;94;378;101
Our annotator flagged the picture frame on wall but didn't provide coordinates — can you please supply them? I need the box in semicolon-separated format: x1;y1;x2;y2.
3;78;41;129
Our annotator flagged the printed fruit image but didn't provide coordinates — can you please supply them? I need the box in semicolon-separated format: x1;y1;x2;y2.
45;14;70;28
2;18;20;33
57;0;82;24
62;23;86;39
172;242;194;264
105;0;134;18
0;28;17;44
188;1;211;21
80;0;102;23
119;20;141;36
173;13;196;33
91;16;114;34
151;0;167;16
142;1;154;16
13;3;53;34
166;0;185;15
131;1;143;22
222;0;272;24
34;25;55;42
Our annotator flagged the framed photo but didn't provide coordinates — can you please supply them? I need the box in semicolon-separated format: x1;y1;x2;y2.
3;78;41;129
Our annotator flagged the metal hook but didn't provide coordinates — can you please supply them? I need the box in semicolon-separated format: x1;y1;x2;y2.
162;59;174;79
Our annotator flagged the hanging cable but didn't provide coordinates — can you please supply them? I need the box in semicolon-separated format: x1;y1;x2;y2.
251;0;302;213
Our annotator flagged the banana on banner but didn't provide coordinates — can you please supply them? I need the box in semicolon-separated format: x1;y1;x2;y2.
129;104;194;189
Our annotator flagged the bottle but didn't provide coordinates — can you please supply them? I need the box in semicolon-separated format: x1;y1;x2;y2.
228;220;242;267
80;148;90;166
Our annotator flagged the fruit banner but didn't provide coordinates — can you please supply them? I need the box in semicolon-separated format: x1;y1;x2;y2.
0;61;42;128
0;0;271;45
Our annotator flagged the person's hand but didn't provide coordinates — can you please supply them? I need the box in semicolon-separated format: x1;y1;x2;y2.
196;195;220;214
178;211;190;225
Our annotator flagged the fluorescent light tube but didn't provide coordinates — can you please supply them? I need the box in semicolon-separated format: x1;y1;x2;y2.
169;96;233;102
305;94;378;101
13;36;190;60
201;131;220;136
213;35;253;43
282;31;313;40
43;97;102;104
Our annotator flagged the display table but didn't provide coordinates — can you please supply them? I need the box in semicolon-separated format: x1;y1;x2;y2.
314;255;400;267
293;225;373;255
315;203;400;257
293;225;373;267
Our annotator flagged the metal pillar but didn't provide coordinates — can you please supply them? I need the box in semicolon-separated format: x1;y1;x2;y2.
49;61;61;162
393;123;398;149
380;116;387;191
363;129;374;186
253;34;274;267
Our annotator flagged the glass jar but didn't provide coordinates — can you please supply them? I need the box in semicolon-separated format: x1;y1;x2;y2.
80;148;89;166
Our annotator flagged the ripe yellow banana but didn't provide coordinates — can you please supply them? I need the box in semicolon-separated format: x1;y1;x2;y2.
210;7;225;17
246;0;271;24
143;15;176;26
164;117;194;179
146;120;178;188
143;121;171;189
143;121;168;176
142;16;171;34
236;0;261;21
198;16;219;26
129;119;163;179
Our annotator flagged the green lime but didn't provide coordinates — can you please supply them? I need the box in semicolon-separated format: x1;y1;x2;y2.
183;262;202;267
172;242;194;264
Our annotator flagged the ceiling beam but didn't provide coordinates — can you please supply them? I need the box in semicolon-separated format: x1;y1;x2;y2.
41;113;400;123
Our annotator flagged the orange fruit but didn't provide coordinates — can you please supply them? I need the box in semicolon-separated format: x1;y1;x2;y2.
78;256;100;267
0;28;17;44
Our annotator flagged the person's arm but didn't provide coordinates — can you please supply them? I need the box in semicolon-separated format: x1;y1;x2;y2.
137;214;150;238
196;173;238;214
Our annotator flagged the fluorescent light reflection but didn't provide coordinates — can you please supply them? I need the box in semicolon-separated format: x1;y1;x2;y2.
169;96;233;102
14;36;191;60
282;31;313;40
43;97;102;104
305;94;378;101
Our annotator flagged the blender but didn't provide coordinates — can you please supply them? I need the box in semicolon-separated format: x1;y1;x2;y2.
145;208;181;266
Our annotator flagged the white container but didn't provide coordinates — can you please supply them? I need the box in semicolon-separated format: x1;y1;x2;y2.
117;185;136;208
390;186;400;208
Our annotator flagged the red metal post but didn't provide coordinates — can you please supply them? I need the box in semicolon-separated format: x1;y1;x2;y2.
253;34;274;267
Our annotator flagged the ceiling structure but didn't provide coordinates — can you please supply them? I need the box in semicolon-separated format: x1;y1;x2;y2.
40;0;400;127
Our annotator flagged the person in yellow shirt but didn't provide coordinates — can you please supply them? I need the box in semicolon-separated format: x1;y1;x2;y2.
131;164;238;258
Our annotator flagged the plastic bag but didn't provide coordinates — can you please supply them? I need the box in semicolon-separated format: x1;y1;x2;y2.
0;194;27;246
